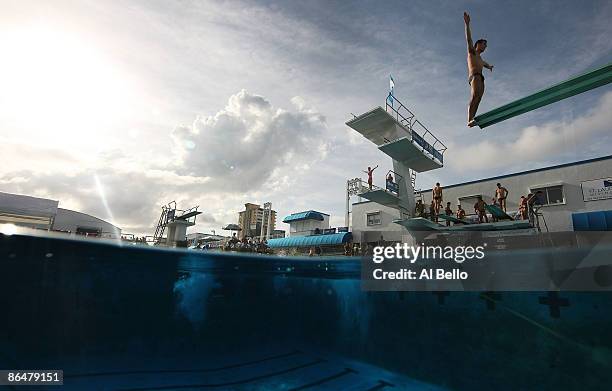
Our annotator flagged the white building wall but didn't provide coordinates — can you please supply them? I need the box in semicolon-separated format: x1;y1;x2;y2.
351;202;405;243
289;215;330;236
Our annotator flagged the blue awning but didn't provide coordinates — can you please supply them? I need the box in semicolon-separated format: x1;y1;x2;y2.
283;210;325;223
267;232;352;248
572;210;612;231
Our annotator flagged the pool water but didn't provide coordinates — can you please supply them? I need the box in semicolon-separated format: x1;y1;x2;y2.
1;232;611;390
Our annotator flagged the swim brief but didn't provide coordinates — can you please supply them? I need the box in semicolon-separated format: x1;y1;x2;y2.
469;73;484;84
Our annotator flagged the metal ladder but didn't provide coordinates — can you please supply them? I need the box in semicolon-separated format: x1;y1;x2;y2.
411;169;425;203
153;201;177;244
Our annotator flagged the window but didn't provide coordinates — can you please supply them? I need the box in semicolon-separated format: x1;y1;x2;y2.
530;185;565;206
366;211;382;226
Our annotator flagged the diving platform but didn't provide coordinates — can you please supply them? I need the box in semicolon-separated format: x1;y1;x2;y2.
358;187;403;208
175;210;202;221
346;92;447;219
475;62;612;128
379;137;442;172
393;217;532;232
346;97;446;173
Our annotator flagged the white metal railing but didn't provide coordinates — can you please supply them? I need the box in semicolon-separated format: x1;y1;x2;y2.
385;92;447;164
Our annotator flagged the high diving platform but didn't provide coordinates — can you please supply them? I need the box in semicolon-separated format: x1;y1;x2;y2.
475;62;612;128
394;217;532;232
346;95;447;172
346;93;447;218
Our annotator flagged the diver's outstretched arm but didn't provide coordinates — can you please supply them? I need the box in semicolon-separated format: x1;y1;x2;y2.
464;12;475;54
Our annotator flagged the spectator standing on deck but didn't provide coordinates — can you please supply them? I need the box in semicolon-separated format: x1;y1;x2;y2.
519;196;528;220
444;202;453;226
456;204;466;222
474;196;488;223
490;198;499;222
432;183;443;216
495;183;509;212
429;200;437;222
527;191;544;226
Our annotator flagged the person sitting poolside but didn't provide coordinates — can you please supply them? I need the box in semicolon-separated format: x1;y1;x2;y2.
432;183;443;216
444;202;453;226
519;195;528;220
363;165;378;190
456;204;466;223
415;199;425;217
386;172;398;194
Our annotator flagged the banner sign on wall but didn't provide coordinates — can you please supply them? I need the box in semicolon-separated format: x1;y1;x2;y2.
581;178;612;201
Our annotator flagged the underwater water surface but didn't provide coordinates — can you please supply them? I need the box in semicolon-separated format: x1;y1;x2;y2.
1;232;611;390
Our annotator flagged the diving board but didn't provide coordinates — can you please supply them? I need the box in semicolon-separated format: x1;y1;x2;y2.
485;205;514;221
474;62;612;128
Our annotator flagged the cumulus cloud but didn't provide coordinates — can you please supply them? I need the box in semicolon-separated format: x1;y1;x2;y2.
450;91;612;172
172;89;329;192
0;90;331;234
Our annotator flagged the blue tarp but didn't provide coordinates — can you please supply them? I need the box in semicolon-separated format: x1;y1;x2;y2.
267;232;352;248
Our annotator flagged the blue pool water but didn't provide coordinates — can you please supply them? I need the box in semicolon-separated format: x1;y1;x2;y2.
1;232;611;390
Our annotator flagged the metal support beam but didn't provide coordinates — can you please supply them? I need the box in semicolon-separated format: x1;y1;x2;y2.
475;62;612;128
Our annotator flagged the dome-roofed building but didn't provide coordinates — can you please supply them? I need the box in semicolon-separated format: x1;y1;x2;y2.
0;191;121;239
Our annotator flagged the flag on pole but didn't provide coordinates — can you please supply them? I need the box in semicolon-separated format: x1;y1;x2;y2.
388;75;395;107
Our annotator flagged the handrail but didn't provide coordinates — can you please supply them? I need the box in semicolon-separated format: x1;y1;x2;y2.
385;92;447;163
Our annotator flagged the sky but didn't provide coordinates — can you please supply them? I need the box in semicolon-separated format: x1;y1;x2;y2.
0;0;611;236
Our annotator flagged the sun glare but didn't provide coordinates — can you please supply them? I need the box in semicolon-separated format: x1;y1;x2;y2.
0;26;134;149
